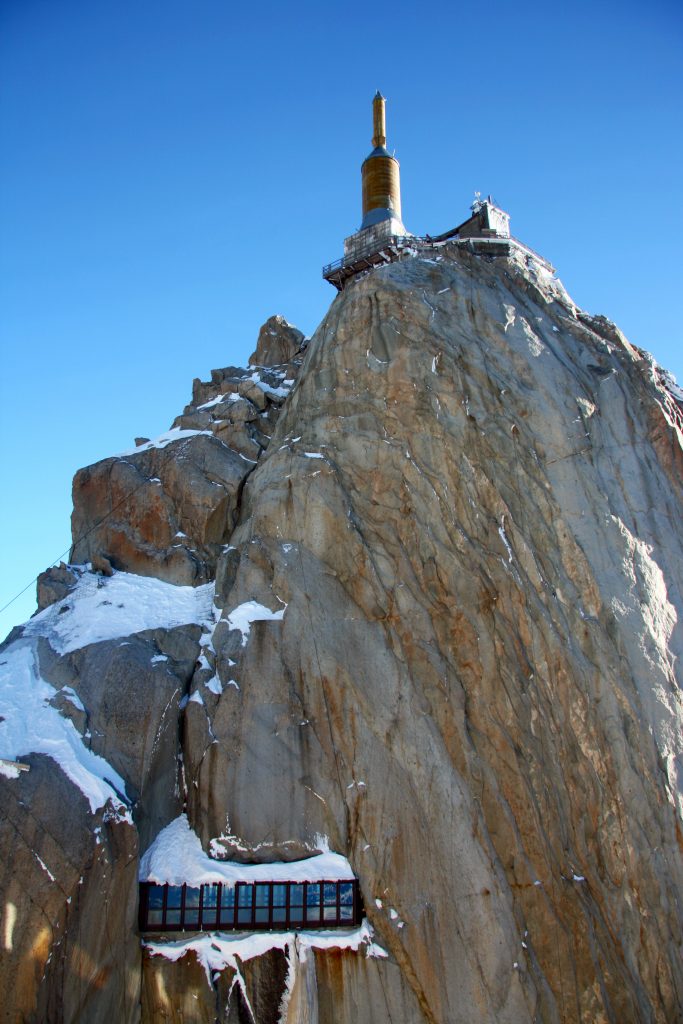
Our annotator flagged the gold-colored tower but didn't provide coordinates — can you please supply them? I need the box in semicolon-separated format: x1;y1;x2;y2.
360;92;403;230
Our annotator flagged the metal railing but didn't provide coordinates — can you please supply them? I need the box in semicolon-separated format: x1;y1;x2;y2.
323;235;417;277
322;231;553;281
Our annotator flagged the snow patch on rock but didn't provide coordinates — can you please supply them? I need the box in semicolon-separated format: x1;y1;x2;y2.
117;427;214;458
144;919;386;987
139;814;355;887
0;639;130;814
21;569;215;655
226;600;286;647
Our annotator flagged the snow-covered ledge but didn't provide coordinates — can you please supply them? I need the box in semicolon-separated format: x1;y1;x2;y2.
139;815;355;886
143;920;386;987
140;816;386;982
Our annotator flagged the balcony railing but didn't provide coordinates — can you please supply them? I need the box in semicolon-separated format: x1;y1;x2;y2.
322;231;553;286
323;235;416;278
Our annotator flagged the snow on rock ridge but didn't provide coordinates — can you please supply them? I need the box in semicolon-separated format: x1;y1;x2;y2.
21;568;216;655
139;814;355;886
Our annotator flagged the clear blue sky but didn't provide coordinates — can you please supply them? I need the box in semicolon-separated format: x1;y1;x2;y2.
1;0;682;639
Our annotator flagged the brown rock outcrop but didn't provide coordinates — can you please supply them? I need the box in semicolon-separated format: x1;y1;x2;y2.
36;562;80;611
70;323;303;585
249;315;305;367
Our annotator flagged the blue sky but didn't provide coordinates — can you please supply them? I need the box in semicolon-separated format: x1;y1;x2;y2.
1;0;681;638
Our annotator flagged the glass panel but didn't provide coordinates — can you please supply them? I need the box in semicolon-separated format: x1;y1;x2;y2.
148;885;164;911
237;885;253;907
218;905;235;926
203;884;219;908
339;883;354;906
167;886;183;908
183;887;200;926
185;888;201;908
255;884;270;908
140;879;359;930
272;884;287;907
237;885;253;925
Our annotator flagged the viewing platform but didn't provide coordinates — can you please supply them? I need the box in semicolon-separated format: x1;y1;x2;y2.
323;230;555;291
323;234;416;291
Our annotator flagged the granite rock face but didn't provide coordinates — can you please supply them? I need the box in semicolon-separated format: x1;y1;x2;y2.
249;315;306;368
70;323;304;585
0;750;139;1023
1;255;682;1024
36;562;80;611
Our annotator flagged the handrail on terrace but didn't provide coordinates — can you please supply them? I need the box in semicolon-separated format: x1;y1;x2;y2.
323;235;417;277
322;230;554;282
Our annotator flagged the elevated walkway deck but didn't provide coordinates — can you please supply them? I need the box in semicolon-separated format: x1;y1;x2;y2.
323;232;554;291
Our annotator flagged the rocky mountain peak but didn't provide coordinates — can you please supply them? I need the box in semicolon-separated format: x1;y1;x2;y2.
1;248;682;1023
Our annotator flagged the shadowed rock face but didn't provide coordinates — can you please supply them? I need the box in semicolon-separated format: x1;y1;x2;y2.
0;756;139;1023
1;258;682;1023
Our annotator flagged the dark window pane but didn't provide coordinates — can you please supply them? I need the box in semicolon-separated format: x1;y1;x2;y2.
185;888;201;908
272;884;287;907
203;885;219;908
148;885;164;910
219;906;235;925
139;876;359;932
339;883;354;905
167;887;183;909
238;885;253;908
255;884;270;907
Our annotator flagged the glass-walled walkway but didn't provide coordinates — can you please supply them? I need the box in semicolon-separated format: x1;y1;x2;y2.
139;878;362;932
